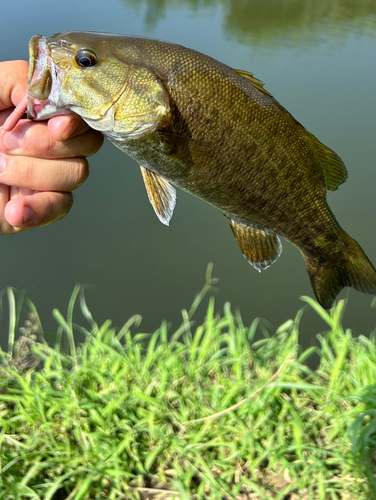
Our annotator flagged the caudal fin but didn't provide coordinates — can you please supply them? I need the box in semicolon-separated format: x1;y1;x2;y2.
304;235;376;309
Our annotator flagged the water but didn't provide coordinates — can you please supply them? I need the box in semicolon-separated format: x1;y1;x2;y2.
0;0;375;348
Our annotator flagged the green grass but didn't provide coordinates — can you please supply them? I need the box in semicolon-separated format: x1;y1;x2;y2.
0;267;375;500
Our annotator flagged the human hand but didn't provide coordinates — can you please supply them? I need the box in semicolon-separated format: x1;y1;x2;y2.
0;60;104;235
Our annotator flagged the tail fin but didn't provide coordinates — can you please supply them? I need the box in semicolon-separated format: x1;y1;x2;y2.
304;235;376;309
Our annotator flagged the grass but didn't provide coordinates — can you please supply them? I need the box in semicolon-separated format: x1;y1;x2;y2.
0;266;375;500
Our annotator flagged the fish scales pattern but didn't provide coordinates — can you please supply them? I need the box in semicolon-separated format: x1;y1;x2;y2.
25;32;376;308
138;41;340;254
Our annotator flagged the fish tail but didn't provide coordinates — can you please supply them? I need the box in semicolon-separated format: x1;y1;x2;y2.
303;234;376;309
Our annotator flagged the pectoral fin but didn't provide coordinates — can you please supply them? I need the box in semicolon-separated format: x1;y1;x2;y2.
227;216;282;271
140;166;176;226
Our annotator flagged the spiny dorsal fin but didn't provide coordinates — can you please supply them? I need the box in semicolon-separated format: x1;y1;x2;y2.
234;69;273;97
140;166;176;226
304;130;348;191
227;216;282;271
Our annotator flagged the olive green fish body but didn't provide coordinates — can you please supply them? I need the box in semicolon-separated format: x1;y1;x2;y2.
26;32;376;308
113;45;345;259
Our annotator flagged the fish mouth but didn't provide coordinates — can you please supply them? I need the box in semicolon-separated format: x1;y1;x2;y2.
27;35;72;120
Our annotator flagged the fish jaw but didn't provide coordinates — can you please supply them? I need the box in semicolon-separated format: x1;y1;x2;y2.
27;35;73;120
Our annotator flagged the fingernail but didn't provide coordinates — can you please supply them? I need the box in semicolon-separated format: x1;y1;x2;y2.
0;153;5;173
3;131;22;150
22;206;34;224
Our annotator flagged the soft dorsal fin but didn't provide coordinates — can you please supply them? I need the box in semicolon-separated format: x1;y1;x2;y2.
140;166;176;226
304;130;348;191
234;69;273;97
227;216;282;271
234;68;347;191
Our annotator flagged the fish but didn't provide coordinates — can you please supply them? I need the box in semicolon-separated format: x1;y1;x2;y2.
24;31;376;309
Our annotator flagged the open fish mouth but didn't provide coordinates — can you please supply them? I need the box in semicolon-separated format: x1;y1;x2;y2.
27;34;72;120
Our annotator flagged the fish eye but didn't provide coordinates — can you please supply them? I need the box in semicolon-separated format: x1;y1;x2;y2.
75;49;98;69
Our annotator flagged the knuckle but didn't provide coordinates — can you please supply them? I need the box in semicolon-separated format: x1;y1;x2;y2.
28;125;55;157
45;134;56;158
42;193;63;225
85;130;104;157
52;192;73;221
22;159;36;182
65;192;74;212
0;154;37;187
68;158;89;189
17;123;52;157
42;194;55;215
77;158;90;185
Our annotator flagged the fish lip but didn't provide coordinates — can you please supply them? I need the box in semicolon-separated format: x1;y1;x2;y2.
27;35;73;120
27;36;50;119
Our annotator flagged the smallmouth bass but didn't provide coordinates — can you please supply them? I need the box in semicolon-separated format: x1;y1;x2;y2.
25;31;376;308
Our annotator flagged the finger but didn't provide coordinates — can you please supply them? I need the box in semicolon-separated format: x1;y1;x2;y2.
0;183;14;234
0;120;104;158
0;152;89;192
4;190;73;230
0;108;13;127
0;185;33;235
48;114;91;141
0;60;28;111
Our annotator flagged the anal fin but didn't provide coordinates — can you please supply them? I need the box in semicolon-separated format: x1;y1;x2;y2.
140;166;176;226
227;216;282;271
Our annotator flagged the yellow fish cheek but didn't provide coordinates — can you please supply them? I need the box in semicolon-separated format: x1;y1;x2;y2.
112;67;170;137
59;61;133;120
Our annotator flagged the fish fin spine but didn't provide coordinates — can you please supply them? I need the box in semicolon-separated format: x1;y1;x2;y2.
304;234;376;309
233;69;273;97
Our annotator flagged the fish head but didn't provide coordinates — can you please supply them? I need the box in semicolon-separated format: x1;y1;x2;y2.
27;31;170;139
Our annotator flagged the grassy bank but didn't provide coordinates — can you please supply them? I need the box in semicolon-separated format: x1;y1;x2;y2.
0;269;375;499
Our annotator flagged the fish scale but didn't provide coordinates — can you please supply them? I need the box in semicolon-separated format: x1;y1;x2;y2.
23;31;376;308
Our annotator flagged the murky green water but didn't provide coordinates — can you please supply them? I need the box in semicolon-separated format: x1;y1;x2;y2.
0;0;375;346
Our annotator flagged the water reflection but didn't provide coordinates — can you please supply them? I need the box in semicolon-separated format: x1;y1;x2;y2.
224;0;376;47
123;0;376;46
